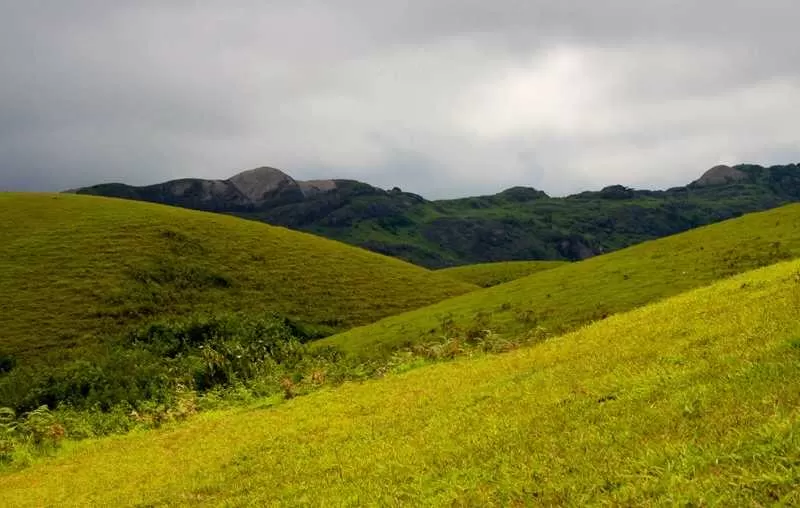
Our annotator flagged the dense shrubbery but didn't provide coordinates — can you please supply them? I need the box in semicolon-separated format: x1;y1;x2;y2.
1;315;324;414
0;311;547;466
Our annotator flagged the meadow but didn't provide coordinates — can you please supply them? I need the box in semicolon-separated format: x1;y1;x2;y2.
2;258;799;505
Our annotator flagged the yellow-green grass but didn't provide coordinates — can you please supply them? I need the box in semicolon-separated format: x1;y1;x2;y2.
438;260;568;287
0;193;476;362
318;203;800;357
3;259;800;505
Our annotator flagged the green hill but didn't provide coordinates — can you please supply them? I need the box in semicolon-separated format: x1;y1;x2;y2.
3;259;799;505
0;193;476;363
317;204;800;357
76;163;800;267
438;260;568;287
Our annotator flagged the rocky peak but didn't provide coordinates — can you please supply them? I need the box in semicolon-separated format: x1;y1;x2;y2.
692;165;748;186
298;179;338;197
227;167;297;203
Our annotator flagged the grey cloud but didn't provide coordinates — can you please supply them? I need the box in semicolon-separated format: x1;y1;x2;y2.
0;1;799;197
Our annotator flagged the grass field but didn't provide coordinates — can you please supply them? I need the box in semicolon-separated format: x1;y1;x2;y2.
3;258;799;505
0;193;475;363
318;203;800;357
438;260;568;287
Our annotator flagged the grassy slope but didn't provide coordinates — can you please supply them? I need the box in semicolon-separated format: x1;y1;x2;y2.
3;260;800;505
438;260;568;287
317;204;800;357
0;193;475;361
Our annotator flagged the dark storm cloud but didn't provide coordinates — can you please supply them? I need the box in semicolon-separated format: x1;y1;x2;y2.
1;1;798;196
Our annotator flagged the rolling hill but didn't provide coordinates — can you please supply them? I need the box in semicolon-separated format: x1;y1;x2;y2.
74;163;800;267
438;260;568;287
3;258;799;505
0;193;476;364
317;203;800;357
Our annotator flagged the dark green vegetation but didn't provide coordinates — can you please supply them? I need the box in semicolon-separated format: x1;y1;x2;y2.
318;203;800;357
0;314;354;429
0;193;475;365
76;163;800;267
4;259;800;505
438;260;568;287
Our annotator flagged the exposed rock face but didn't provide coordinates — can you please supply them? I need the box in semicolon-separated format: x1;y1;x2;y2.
692;165;748;186
298;179;338;197
228;167;298;204
165;179;236;203
74;167;343;209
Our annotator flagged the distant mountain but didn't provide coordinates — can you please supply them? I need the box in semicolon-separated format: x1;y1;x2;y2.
72;166;345;210
73;163;800;268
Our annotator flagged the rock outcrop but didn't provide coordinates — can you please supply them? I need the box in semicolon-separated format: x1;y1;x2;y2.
692;165;748;186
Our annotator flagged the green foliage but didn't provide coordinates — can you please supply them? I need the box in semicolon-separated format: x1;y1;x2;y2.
0;193;476;366
317;204;800;357
3;259;800;504
0;406;66;466
0;355;14;374
0;315;317;414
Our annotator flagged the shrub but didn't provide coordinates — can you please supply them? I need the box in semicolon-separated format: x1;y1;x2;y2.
0;355;15;374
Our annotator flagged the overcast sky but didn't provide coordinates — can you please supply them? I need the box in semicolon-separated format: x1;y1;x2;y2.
1;1;798;198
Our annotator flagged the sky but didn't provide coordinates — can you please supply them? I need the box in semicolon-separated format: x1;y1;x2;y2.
1;1;799;198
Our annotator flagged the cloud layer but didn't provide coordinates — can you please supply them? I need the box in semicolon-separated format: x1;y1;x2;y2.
1;1;798;197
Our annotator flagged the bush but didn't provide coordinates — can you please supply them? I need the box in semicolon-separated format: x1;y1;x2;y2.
0;355;15;374
0;314;313;414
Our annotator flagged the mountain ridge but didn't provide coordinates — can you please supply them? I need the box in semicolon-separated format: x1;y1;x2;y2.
73;162;800;268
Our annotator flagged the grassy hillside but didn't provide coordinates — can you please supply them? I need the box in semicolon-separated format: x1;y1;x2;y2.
438;260;567;287
0;193;475;363
3;259;799;505
318;204;800;357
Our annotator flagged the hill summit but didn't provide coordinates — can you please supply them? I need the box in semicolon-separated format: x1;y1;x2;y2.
74;166;345;210
691;164;748;186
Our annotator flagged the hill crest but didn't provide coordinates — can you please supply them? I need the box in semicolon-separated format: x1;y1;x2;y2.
691;164;748;186
73;162;800;268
